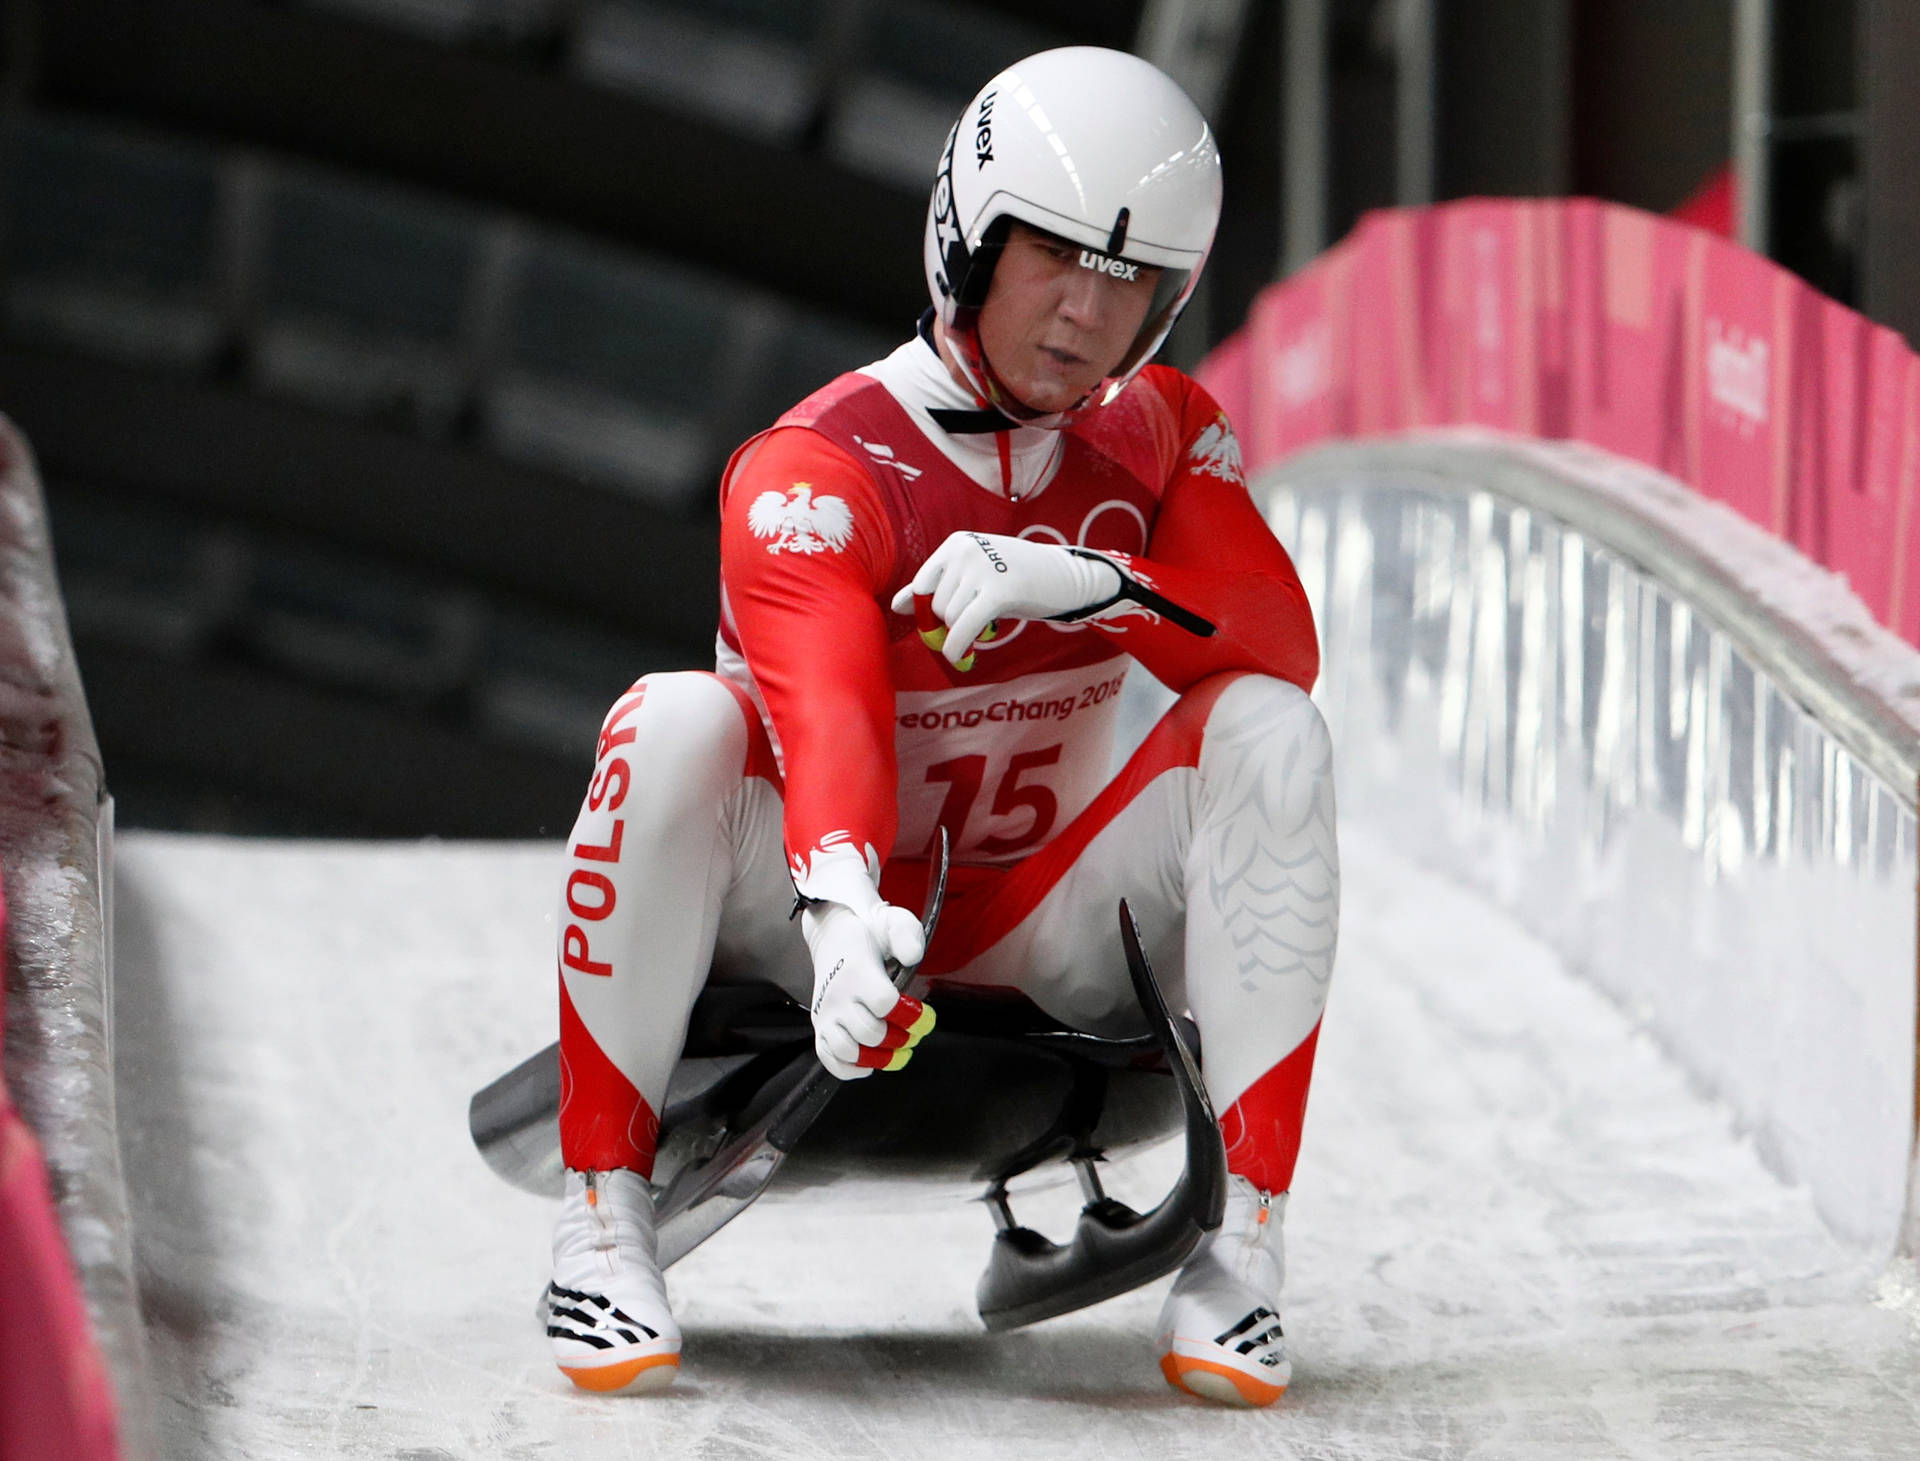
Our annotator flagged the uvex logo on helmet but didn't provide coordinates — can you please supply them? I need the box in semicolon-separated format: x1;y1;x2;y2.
1078;250;1140;281
974;89;996;168
930;123;966;299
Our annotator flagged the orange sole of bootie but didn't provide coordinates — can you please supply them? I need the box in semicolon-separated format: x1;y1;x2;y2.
1160;1352;1287;1408
561;1353;679;1394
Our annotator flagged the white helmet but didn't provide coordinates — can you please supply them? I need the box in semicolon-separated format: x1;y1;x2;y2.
923;46;1223;428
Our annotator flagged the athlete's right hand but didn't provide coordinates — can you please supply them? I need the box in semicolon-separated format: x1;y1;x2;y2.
890;532;1123;668
800;901;936;1080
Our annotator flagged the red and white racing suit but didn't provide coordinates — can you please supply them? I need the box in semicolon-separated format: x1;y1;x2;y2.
554;327;1339;1196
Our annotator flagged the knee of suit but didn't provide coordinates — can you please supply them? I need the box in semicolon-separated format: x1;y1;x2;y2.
1199;675;1333;783
588;671;750;781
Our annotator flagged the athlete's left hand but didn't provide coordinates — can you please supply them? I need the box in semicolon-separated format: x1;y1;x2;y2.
891;531;1122;667
801;900;935;1079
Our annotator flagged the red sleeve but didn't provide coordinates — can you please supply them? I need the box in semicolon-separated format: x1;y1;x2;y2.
1085;375;1320;693
720;428;900;904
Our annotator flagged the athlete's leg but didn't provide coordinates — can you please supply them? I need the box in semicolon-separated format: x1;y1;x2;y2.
1178;673;1339;1193
925;671;1338;1406
1155;674;1336;1407
547;670;799;1395
555;671;800;1177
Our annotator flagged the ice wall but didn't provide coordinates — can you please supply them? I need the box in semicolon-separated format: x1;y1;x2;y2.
0;416;147;1459
1261;433;1920;1255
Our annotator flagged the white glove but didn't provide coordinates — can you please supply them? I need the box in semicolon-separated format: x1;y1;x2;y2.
889;532;1122;668
800;901;935;1080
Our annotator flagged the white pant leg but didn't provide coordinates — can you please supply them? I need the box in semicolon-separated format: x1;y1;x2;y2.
1181;675;1340;1114
557;672;803;1171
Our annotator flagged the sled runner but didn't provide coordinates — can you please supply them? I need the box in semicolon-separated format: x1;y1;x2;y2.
973;899;1225;1329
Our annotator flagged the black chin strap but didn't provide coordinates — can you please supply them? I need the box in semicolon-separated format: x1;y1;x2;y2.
928;406;1017;434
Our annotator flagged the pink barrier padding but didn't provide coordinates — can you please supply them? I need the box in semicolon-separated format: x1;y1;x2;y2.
2;1118;120;1458
1192;323;1252;443
1208;197;1920;646
0;667;121;1456
1691;233;1796;532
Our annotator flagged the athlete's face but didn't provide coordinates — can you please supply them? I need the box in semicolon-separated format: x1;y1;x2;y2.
974;223;1162;414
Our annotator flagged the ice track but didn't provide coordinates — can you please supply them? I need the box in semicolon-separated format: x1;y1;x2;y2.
114;827;1920;1460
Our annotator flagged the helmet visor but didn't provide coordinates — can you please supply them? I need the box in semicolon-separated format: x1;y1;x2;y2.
957;219;1196;420
1105;255;1194;380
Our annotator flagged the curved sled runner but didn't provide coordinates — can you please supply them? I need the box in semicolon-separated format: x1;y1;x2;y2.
973;900;1226;1330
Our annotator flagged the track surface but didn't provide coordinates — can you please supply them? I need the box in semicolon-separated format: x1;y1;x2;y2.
114;827;1920;1460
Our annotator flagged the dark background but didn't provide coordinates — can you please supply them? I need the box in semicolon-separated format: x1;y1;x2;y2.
0;0;1908;836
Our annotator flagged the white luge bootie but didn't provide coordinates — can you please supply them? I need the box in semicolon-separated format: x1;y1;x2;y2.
1155;1176;1291;1407
547;1168;681;1393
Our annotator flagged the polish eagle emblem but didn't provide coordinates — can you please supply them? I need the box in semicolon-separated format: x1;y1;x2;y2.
748;482;855;555
1187;413;1245;482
